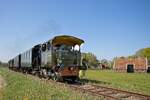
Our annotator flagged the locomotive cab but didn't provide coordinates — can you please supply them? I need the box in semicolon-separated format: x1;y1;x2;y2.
52;35;84;80
54;44;80;75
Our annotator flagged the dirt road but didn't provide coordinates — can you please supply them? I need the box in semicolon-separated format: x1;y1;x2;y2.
0;75;5;89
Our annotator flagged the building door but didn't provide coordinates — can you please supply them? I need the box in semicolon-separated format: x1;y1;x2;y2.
147;67;150;73
127;64;134;73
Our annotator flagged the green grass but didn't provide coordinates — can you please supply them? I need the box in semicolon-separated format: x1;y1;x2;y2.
0;67;101;100
82;70;150;95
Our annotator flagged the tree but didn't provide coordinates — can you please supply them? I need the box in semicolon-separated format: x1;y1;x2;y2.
100;59;108;64
100;59;113;69
82;52;99;68
135;47;150;64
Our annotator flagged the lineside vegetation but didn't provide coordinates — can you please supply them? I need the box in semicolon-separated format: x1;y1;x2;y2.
82;70;150;95
0;67;101;100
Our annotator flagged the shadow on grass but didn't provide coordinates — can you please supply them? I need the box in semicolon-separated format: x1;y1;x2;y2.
80;78;111;85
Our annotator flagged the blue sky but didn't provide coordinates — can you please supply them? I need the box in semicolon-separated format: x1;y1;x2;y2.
0;0;150;62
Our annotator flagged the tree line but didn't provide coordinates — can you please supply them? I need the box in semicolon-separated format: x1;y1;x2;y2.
0;61;8;67
82;47;150;69
81;52;113;69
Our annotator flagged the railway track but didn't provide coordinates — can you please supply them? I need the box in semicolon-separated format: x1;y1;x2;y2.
69;83;150;100
21;72;150;100
47;80;150;100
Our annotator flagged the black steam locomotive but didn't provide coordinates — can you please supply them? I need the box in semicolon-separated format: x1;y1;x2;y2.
8;35;86;81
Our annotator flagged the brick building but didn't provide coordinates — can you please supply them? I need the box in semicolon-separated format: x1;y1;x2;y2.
113;57;148;73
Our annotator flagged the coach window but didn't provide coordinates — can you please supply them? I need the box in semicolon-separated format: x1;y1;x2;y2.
27;51;28;59
26;52;27;58
47;42;51;50
30;51;31;59
27;51;28;57
42;43;46;52
26;52;27;59
29;51;30;59
28;51;30;59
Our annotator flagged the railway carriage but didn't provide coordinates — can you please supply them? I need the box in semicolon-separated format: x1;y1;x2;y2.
14;55;21;70
20;44;41;73
21;49;32;72
8;59;14;69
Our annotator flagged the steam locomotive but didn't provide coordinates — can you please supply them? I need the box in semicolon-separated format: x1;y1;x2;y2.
8;35;86;81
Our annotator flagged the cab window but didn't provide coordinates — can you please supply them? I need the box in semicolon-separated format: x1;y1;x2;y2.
42;44;46;52
47;42;51;50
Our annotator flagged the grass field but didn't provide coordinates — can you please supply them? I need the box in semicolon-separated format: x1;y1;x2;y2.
0;67;149;100
0;67;101;100
82;70;150;95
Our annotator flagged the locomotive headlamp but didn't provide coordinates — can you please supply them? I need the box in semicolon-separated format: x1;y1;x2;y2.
70;67;74;71
74;45;80;51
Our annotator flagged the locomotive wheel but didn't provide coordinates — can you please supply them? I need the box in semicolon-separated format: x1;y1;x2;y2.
52;73;59;81
52;72;62;82
71;76;79;82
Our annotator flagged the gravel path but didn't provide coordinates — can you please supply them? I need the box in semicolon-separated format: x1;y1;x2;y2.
0;75;5;89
